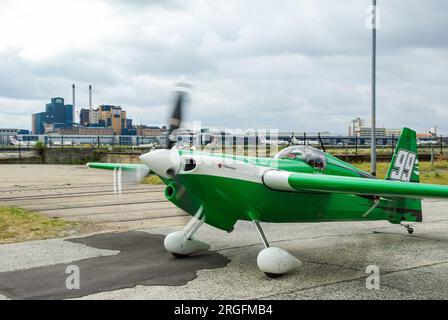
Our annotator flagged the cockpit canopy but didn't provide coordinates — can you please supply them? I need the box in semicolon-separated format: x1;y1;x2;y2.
274;146;326;170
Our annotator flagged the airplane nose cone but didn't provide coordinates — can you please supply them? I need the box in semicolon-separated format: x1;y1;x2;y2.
139;149;182;179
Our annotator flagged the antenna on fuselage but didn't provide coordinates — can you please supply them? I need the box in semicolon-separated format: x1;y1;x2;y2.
318;132;326;153
287;132;294;147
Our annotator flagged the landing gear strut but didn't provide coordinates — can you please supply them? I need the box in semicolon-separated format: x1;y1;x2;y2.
252;220;302;278
400;222;414;234
164;216;210;258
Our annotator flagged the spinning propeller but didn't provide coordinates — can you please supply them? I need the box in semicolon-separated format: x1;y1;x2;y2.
111;165;149;195
89;85;205;237
140;85;207;243
89;85;191;195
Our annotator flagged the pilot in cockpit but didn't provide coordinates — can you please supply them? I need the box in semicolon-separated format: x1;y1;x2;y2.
274;146;326;170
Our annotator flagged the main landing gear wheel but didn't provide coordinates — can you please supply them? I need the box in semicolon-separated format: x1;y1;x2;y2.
164;215;210;257
252;220;302;278
264;272;284;279
164;230;210;257
407;227;414;234
257;246;302;278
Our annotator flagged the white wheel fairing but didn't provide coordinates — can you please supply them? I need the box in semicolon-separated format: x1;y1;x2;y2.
257;247;302;275
164;231;210;256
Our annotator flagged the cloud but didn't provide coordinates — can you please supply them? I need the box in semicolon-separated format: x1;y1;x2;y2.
0;0;447;135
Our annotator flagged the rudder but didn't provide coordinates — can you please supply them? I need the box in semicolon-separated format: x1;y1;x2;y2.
386;127;420;183
385;127;422;223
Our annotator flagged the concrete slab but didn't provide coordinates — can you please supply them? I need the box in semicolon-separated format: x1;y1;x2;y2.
0;164;183;229
0;237;118;272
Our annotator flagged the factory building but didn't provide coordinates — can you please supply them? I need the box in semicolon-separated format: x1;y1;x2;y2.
32;97;74;134
79;108;90;126
30;85;147;137
97;105;128;135
89;109;99;125
80;105;133;135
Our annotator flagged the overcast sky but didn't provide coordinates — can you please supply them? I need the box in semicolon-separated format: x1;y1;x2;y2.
0;0;447;134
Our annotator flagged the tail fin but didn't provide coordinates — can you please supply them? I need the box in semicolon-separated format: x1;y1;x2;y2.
386;127;420;183
258;135;268;144
385;128;422;223
9;136;18;145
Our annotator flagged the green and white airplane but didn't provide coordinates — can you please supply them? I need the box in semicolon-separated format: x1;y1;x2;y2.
88;91;448;278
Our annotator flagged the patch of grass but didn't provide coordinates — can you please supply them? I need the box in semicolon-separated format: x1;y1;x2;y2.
0;206;77;244
350;162;389;177
350;160;448;185
143;175;164;185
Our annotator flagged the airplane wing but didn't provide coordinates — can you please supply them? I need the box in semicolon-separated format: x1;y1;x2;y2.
263;170;448;199
86;162;149;173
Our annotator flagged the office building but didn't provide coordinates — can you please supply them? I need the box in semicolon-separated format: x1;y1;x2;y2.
32;112;46;135
348;117;365;136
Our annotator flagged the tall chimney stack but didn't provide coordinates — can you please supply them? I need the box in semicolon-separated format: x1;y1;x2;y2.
72;84;75;123
89;85;92;110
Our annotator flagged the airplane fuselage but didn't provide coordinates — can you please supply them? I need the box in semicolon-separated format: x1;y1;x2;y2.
161;150;421;232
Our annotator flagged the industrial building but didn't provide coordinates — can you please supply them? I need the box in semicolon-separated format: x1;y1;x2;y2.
136;125;167;137
31;84;140;136
79;105;132;135
49;126;114;136
98;105;127;135
79;109;91;126
32;97;74;134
